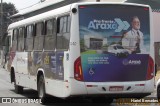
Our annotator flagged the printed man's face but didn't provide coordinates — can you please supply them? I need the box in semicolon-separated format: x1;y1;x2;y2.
132;18;140;30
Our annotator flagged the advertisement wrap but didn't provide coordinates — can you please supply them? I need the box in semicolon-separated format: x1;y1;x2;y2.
79;5;150;82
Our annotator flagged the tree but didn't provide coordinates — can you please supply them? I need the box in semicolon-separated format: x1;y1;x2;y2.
0;2;18;48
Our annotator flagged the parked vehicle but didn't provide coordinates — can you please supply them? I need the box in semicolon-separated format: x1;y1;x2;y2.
108;44;129;57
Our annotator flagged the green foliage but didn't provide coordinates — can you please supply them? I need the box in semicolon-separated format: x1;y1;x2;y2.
0;2;18;46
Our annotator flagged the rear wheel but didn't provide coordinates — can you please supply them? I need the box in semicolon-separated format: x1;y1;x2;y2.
38;75;46;104
157;86;160;101
14;73;23;94
15;84;23;94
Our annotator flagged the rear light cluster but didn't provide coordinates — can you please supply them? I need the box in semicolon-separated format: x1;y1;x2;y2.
146;56;154;80
74;57;83;81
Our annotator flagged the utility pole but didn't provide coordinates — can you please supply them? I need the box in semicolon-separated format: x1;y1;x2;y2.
0;0;3;65
0;0;3;37
0;0;3;50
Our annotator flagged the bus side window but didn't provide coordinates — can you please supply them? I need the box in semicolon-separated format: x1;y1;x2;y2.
44;19;56;50
12;29;18;51
34;22;44;51
56;16;70;50
18;27;25;51
25;25;34;51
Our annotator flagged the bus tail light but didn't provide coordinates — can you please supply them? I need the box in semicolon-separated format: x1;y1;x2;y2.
74;57;83;81
146;56;154;80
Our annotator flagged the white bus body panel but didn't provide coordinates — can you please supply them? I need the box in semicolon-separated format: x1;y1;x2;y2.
16;52;28;74
7;2;154;98
69;3;155;96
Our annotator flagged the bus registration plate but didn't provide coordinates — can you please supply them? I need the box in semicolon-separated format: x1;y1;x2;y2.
109;86;123;91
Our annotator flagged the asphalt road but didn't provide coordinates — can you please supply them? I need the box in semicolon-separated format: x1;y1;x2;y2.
0;67;42;106
0;67;159;106
0;67;116;106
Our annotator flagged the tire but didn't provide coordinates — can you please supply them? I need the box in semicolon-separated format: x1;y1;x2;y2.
38;75;46;104
15;84;23;94
157;86;160;101
14;74;23;94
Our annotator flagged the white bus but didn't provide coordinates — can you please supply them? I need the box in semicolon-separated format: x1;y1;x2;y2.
5;2;155;103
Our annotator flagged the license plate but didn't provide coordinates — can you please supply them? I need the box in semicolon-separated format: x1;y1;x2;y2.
109;86;123;91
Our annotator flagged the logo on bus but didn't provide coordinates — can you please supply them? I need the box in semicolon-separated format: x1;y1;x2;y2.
89;67;95;75
123;59;141;65
88;18;130;32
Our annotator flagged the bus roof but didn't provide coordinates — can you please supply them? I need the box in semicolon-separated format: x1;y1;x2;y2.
8;4;72;30
8;2;150;30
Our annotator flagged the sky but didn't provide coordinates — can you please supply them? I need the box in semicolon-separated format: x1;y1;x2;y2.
2;0;126;11
3;0;41;10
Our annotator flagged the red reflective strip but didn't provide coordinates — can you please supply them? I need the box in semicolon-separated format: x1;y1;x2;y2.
87;85;97;87
144;8;149;11
87;85;93;87
135;84;145;86
65;80;68;82
79;6;86;9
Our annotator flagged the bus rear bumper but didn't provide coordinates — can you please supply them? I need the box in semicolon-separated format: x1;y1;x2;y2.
69;78;154;97
69;93;151;98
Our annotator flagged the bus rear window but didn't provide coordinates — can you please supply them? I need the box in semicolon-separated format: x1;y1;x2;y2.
79;5;150;54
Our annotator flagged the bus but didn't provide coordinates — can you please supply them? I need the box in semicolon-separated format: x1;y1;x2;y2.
5;2;155;103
